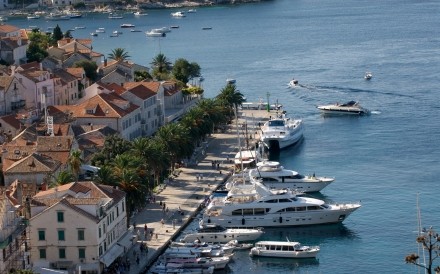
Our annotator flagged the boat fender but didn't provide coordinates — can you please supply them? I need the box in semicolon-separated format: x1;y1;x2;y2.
279;216;283;223
242;218;245;225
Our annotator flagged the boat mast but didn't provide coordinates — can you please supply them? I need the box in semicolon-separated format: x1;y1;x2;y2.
416;193;426;273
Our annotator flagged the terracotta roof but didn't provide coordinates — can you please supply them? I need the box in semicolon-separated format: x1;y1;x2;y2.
122;82;158;99
0;24;20;33
0;114;22;130
52;68;77;83
31;197;100;222
17;61;40;70
162;81;180;96
105;82;126;95
71;93;139;119
66;67;85;78
4;152;61;174
36;136;73;152
33;181;91;198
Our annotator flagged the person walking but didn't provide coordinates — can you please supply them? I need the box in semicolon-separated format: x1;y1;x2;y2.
160;218;164;227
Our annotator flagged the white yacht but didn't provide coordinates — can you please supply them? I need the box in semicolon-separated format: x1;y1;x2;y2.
160;253;231;270
171;11;186;17
180;223;263;243
250;240;319;258
146;30;166;37
317;101;370;116
249;161;334;192
202;178;361;228
260;112;304;151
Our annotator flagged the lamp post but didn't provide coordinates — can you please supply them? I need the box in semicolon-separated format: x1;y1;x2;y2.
266;92;270;112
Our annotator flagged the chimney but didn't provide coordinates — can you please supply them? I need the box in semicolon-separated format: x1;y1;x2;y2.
104;58;107;66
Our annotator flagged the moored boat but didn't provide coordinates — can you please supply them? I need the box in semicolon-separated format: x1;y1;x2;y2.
121;23;135;28
248;161;334;192
202;177;361;228
260;112;304;151
146;30;166;37
250;240;320;258
180;223;263;243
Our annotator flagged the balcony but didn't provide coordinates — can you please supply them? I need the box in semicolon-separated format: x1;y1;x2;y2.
11;100;25;110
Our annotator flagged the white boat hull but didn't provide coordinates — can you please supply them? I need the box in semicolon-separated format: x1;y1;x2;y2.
203;204;360;228
181;229;263;243
260;119;304;150
250;247;319;258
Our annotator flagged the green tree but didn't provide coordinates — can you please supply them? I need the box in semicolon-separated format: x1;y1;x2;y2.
94;166;115;185
108;48;131;62
51;170;75;187
52;24;63;45
406;227;440;274
217;83;246;120
68;149;83;182
151;53;172;80
26;31;50;62
64;30;73;39
134;70;153;82
155;123;193;171
73;60;98;82
172;59;201;84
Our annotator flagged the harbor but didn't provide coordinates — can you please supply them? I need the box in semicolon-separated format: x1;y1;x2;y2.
122;108;271;273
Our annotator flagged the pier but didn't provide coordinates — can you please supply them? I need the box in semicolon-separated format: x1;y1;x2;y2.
120;108;273;274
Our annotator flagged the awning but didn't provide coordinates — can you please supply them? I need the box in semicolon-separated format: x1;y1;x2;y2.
117;230;134;251
100;244;124;267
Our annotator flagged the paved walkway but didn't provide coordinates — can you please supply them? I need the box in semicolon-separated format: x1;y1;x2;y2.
121;109;271;274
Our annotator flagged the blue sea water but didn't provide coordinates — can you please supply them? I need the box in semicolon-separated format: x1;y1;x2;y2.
9;0;440;272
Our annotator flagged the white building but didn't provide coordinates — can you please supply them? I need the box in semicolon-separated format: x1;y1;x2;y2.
29;182;132;274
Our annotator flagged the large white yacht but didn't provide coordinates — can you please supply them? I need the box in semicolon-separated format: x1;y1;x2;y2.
180;223;263;243
202;178;360;228
249;161;334;192
260;112;304;151
317;101;370;116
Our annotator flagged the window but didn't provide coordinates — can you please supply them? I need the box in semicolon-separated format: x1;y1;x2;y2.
78;229;85;241
59;248;66;259
122;201;125;212
38;230;45;241
98;227;102;238
78;248;86;259
116;206;119;217
39;248;46;259
57;211;64;223
58;230;65;241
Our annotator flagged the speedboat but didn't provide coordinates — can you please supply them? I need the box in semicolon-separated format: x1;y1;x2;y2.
364;71;373;80
187;9;197;13
202;177;361;228
90;32;98;36
317;101;370;115
288;78;299;88
160;253;231;270
180;223;263;243
171;11;186;17
226;78;236;84
250;240;320;258
249;161;334;192
95;28;105;33
146;30;166;37
152;27;171;33
133;11;148;16
108;13;123;19
260;112;304;151
120;23;135;28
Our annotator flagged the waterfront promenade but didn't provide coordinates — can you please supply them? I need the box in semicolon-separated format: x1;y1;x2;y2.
120;108;271;274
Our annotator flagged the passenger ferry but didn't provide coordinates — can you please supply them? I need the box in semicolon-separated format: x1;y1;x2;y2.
250;240;319;258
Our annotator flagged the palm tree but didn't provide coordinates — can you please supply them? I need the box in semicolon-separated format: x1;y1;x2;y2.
151;53;172;80
68;149;83;182
217;83;246;120
51;170;74;187
155;123;193;171
108;48;131;62
94;166;116;185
